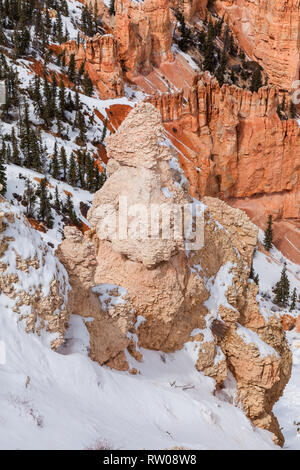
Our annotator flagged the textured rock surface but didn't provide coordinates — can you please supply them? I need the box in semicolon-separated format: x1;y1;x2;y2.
0;200;69;349
148;74;300;262
215;0;300;90
171;0;208;20
58;103;292;445
115;0;174;76
54;34;124;99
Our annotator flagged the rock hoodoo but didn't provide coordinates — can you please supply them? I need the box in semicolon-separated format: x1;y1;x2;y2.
54;34;124;99
58;102;292;445
115;0;174;77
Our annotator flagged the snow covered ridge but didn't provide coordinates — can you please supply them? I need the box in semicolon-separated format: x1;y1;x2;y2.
0;198;70;350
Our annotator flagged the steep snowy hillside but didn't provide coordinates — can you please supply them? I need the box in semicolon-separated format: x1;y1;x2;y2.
0;0;299;452
0;200;279;449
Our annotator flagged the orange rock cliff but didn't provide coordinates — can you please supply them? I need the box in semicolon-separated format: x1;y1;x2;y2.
147;74;300;262
53;34;124;99
214;0;300;90
72;0;300;262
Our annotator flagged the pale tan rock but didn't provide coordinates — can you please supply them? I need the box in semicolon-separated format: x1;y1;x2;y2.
58;102;292;445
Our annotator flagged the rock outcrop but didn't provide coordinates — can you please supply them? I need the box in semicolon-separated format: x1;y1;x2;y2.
53;34;124;99
147;74;300;262
171;0;208;20
215;0;300;90
115;0;174;77
58;102;292;445
0;200;70;349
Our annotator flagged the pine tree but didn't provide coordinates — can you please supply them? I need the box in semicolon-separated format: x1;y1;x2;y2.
54;185;61;212
263;215;273;251
100;118;108;143
77;110;86;143
290;288;297;311
0;142;7;194
67;53;76;82
65;193;79;226
37;178;53;228
52;142;60;179
250;67;262;93
55;8;64;44
68;152;77;186
174;10;191;52
203;22;215;73
82;72;93;96
60;146;67;180
108;0;115;16
23;178;36;217
274;262;290;307
58;80;66;119
11;127;20;165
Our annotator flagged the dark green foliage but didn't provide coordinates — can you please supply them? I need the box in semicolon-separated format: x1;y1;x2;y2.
60;146;67;180
290;288;297;311
64;193;80;226
54;185;61;212
37;178;53;228
203;20;215;73
22;178;36;217
250;67;263;93
51;142;60;179
274;262;290;307
0;140;6;194
263;215;273;251
67;54;76;83
108;0;115;16
174;9;191;52
68;152;77;186
215;50;227;87
82;72;93;96
11;128;20;165
58;80;66;119
81;4;97;36
100;118;108;144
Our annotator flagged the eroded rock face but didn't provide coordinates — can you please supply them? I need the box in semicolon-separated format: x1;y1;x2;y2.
171;0;208;20
54;34;124;99
148;74;300;263
115;0;174;76
0;201;69;350
215;0;300;90
58;103;291;445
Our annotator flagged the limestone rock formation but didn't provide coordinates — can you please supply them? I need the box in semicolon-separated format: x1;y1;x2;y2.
148;74;300;263
171;0;208;20
58;102;292;445
215;0;300;90
0;200;69;350
54;34;124;99
115;0;174;77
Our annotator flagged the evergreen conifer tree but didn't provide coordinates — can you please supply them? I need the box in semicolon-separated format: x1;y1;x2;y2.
60;146;67;180
0;143;7;194
109;0;115;16
274;262;290;307
263;215;273;251
290;288;297;311
250;67;262;93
